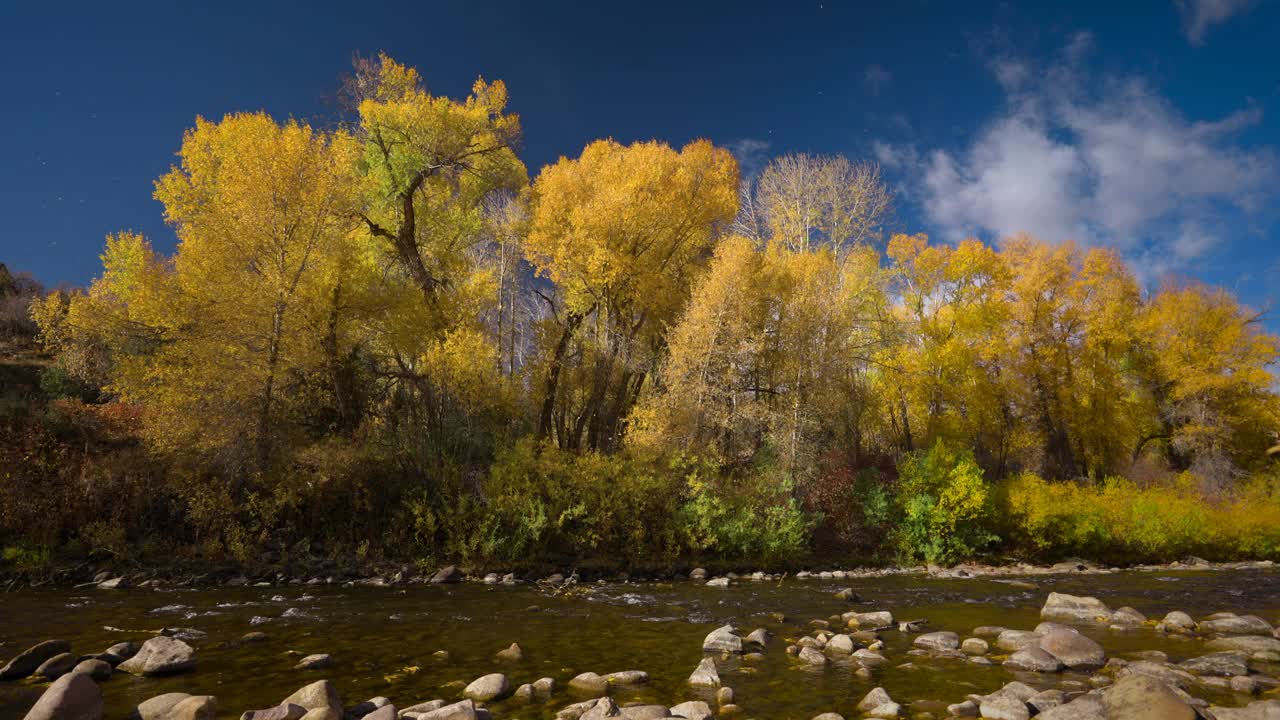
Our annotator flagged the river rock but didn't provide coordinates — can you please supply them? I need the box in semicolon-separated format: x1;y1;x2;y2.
961;637;989;655
1159;611;1196;632
1;639;72;680
282;680;343;714
810;714;845;720
131;693;192;720
744;628;771;646
715;687;734;706
1207;635;1280;654
833;587;858;601
118;636;195;676
689;568;708;580
1039;627;1105;669
72;659;112;681
702;625;742;653
97;576;127;590
856;688;893;712
495;643;523;662
1040;592;1112;624
413;700;475;720
346;697;390;718
533;677;556;694
1027;689;1065;714
167;696;217;720
581;697;620;720
826;634;854;654
1209;699;1280;720
400;700;446;717
978;693;1029;720
604;670;648;685
293;654;331;670
102;641;139;665
1004;646;1064;672
847;611;894;628
913;631;959;651
996;630;1043;651
1118;660;1196;688
946;700;978;717
705;577;730;587
1036;693;1105;720
463;673;510;702
570;672;610;695
241;703;307;720
1201;613;1274;635
21;671;102;720
429;566;463;584
513;684;535;702
669;700;712;720
1110;607;1147;627
361;707;396;720
687;657;720;687
852;648;888;666
35;652;78;680
1101;674;1196;719
797;646;826;665
1179;651;1249;676
620;705;668;720
972;625;1007;637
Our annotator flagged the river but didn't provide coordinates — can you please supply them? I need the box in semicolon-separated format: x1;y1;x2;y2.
2;567;1278;718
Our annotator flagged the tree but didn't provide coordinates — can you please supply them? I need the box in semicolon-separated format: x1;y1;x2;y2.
524;138;738;450
737;154;891;252
1136;281;1280;487
353;54;527;304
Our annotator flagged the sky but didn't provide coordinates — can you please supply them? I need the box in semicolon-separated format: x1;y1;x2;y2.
2;0;1278;320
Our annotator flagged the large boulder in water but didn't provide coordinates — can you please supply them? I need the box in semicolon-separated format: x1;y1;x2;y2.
1;639;72;680
1180;651;1250;677
1101;674;1197;720
702;625;742;653
22;671;102;720
1038;628;1105;670
282;680;343;714
117;636;195;676
1040;593;1112;624
1003;646;1063;673
1200;613;1273;636
463;673;510;702
35;652;78;680
687;657;719;687
1207;635;1280;654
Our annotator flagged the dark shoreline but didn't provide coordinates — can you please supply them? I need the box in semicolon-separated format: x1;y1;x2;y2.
3;555;1274;592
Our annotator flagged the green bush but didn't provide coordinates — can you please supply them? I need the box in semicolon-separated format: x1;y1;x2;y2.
678;453;815;563
892;440;998;565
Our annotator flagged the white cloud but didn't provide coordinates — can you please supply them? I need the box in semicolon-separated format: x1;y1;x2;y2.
899;43;1275;282
1175;0;1254;45
727;138;771;178
864;65;892;95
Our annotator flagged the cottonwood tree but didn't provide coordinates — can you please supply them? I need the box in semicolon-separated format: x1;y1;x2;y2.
524;138;738;451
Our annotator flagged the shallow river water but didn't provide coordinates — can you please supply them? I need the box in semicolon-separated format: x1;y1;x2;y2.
2;568;1278;718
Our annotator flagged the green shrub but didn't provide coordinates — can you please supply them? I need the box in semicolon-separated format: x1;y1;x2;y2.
999;470;1280;562
892;440;998;565
678;453;815;563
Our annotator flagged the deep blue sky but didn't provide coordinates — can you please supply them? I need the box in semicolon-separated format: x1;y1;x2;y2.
2;0;1278;320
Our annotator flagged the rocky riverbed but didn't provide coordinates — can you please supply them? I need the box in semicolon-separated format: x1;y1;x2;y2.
2;566;1279;719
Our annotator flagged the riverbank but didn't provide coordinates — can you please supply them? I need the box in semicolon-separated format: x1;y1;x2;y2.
3;554;1275;592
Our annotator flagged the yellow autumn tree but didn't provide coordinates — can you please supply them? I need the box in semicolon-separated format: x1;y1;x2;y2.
524;138;739;450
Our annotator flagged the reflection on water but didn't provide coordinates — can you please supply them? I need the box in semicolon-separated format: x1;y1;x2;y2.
1;569;1277;718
